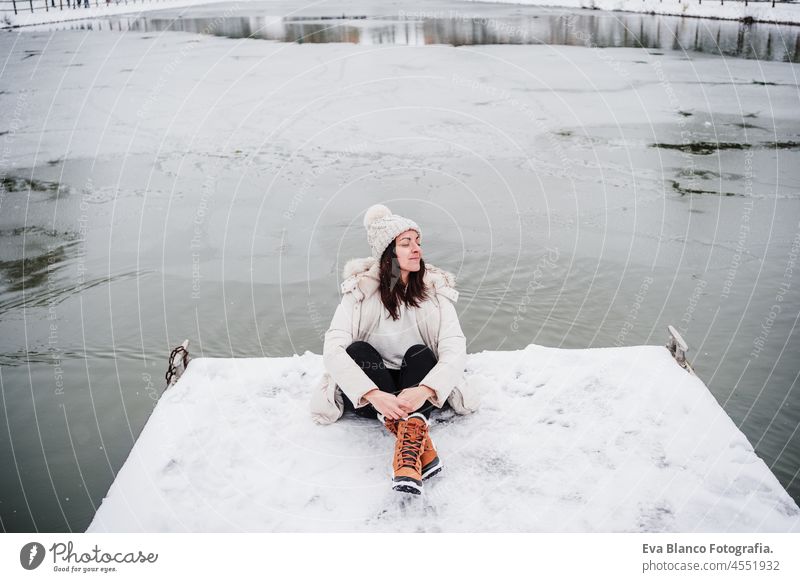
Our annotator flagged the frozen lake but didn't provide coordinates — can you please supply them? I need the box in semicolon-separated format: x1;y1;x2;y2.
1;0;799;531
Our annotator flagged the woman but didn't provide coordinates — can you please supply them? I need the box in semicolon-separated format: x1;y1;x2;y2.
310;204;482;495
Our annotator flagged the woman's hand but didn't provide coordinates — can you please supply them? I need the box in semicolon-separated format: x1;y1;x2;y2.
397;385;435;414
363;389;407;420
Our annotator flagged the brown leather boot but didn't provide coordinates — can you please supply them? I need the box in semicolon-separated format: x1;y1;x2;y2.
390;413;428;494
379;413;443;481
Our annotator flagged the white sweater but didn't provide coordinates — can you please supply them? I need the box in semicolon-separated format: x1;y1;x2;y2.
367;301;425;370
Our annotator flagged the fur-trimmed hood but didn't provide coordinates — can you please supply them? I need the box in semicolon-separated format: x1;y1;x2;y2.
339;256;459;303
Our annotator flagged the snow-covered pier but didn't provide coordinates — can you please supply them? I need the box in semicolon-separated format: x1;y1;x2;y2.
87;344;800;532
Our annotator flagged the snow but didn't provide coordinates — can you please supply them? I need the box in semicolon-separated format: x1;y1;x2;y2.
86;345;800;532
464;0;800;25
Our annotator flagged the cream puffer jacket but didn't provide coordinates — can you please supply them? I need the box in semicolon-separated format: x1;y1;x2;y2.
310;256;484;425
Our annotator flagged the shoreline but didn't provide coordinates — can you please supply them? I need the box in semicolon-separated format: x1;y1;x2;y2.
465;0;800;26
5;0;800;30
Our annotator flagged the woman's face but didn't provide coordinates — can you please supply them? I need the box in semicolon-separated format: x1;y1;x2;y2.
394;229;422;273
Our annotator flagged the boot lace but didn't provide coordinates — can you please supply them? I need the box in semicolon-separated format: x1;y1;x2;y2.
384;417;399;435
395;420;426;469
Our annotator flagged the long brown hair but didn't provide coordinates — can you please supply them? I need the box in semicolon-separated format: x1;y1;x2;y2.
379;240;429;320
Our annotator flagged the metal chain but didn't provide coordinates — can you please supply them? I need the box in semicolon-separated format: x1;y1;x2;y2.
165;345;189;388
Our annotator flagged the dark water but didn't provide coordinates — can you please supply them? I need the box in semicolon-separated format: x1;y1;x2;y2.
32;0;800;62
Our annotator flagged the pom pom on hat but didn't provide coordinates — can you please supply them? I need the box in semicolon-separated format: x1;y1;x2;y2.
362;204;421;259
363;204;392;229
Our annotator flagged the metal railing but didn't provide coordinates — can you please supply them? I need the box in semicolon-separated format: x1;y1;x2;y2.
1;0;167;17
678;0;793;7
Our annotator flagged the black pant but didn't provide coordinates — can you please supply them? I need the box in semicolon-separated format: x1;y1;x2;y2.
343;341;437;420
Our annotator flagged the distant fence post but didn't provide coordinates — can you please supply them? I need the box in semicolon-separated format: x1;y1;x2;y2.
29;0;32;13
12;0;17;15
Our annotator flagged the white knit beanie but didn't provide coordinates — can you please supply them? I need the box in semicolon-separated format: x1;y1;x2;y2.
363;204;421;260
